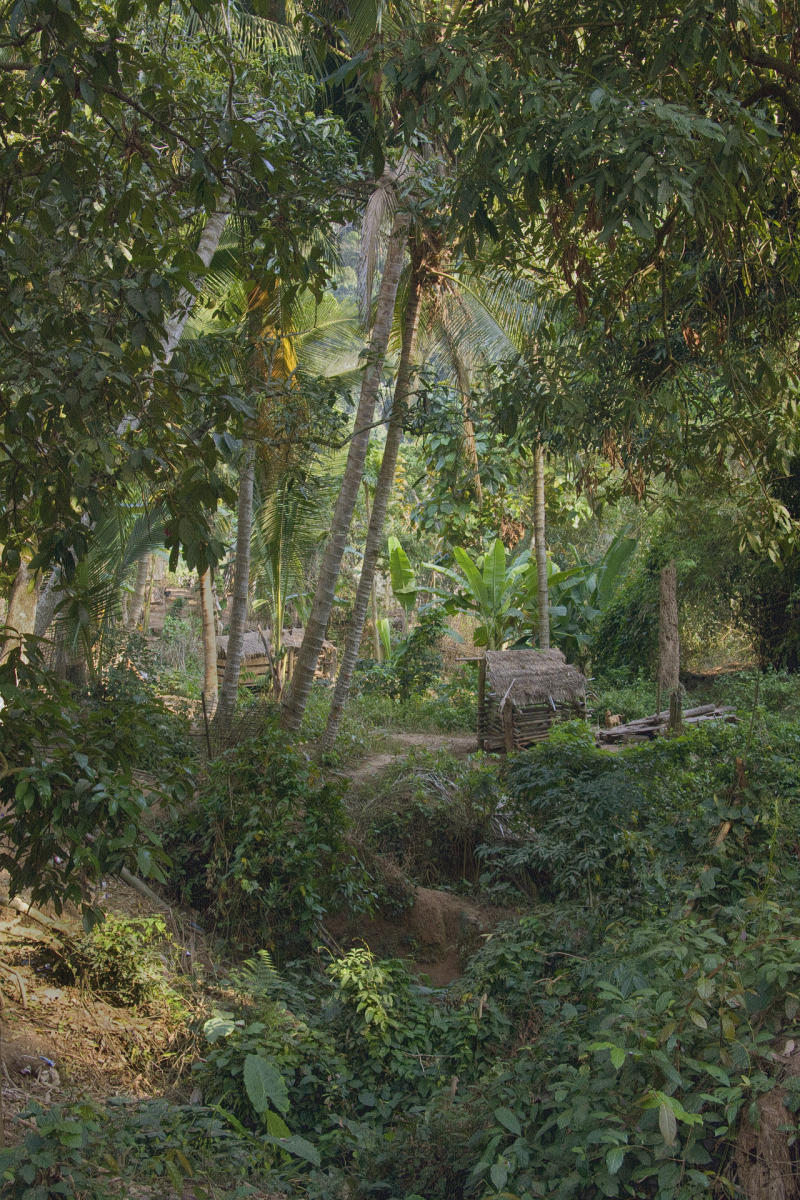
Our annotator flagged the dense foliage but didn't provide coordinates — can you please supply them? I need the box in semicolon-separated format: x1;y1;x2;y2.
163;726;374;954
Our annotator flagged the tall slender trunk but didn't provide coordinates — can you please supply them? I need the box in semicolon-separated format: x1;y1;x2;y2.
362;484;382;660
1;559;38;663
199;568;218;715
657;560;680;723
214;442;256;729
127;554;151;630
323;256;423;750
162;193;232;364
532;441;549;650
460;390;483;505
280;211;411;732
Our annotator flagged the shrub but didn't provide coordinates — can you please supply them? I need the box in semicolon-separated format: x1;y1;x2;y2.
163;723;376;955
591;550;661;677
355;608;450;702
60;915;172;1007
478;721;800;908
0;645;184;918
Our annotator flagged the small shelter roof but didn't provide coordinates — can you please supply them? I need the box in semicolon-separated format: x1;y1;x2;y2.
216;630;272;661
484;648;586;707
216;628;330;660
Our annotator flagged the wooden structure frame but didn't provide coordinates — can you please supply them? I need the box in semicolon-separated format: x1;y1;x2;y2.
478;648;587;752
216;628;337;691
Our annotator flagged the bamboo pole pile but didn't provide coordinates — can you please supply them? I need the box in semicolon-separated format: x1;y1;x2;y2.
597;703;737;744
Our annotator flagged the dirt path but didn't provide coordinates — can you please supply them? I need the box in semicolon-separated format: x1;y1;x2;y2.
342;731;478;786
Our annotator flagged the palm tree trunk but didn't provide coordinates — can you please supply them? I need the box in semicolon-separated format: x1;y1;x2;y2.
280;211;411;732
362;483;382;660
460;390;483;505
1;558;38;663
199;568;218;716
214;441;256;729
323;255;423;750
127;554;151;629
533;440;550;650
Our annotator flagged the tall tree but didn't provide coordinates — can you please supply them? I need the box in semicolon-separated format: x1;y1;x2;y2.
657;559;680;717
281;204;411;731
323;241;424;748
214;442;256;729
532;440;550;650
198;568;219;716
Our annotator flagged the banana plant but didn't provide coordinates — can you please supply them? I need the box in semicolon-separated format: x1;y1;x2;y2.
377;616;393;662
387;536;418;627
426;537;529;649
519;531;637;664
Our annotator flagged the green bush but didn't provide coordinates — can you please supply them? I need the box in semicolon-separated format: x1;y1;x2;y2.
355;608;450;702
0;645;186;918
445;898;800;1200
478;721;800;908
163;723;376;954
590;550;661;677
0;1098;263;1198
61;915;172;1008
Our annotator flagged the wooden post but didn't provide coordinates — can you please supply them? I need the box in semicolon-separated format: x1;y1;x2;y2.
502;701;515;754
658;560;679;712
478;658;486;750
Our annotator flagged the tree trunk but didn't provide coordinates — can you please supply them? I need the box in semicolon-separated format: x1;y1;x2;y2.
532;441;549;651
199;568;218;716
323;253;423;750
658;560;680;725
1;559;38;663
280;211;411;732
214;442;256;729
34;567;62;637
460;389;483;505
162;192;232;364
127;554;152;630
363;483;382;661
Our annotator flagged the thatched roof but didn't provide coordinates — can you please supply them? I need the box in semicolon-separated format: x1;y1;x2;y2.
484;648;586;707
217;630;273;661
216;628;330;660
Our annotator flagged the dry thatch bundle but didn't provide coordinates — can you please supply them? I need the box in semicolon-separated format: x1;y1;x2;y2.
733;1039;800;1200
484;649;587;708
216;630;274;661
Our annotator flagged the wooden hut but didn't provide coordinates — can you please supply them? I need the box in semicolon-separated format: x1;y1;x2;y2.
478;648;587;751
216;628;337;690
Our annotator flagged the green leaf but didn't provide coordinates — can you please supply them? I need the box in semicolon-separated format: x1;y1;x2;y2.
658;1101;678;1146
606;1146;625;1175
490;1161;508;1190
388;536;417;614
279;1134;320;1165
243;1054;289;1116
610;1045;626;1069
453;546;489;609
485;538;508;611
204;1014;235;1043
493;1106;522;1135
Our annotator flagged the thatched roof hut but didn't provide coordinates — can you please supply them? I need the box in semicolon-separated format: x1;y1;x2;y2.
216;628;337;686
479;648;587;751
